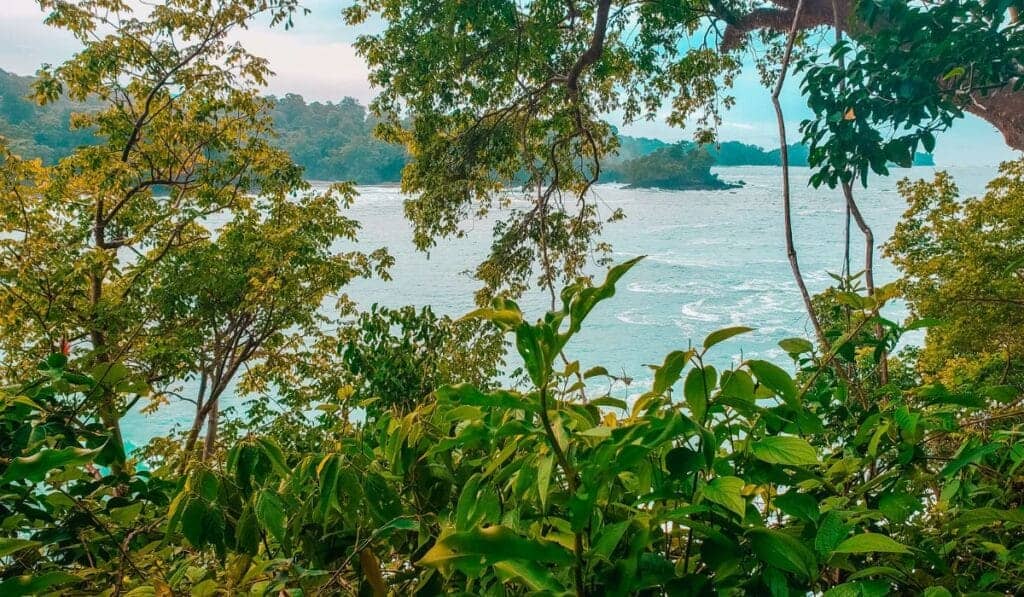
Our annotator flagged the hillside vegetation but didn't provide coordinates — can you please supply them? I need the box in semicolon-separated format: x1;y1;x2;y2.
1;69;931;188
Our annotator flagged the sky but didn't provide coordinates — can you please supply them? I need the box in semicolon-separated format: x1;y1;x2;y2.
1;0;1018;166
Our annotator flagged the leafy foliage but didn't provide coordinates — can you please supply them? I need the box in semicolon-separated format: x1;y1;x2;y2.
886;160;1024;390
0;1;1022;596
798;0;1024;187
4;257;1022;594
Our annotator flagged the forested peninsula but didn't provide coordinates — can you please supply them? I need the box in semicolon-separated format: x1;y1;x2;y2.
1;68;931;189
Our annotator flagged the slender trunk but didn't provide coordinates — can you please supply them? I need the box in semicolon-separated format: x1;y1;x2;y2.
90;267;128;475
772;0;827;349
202;397;219;462
840;184;874;293
178;370;209;475
843;203;851;282
834;5;888;385
842;174;889;385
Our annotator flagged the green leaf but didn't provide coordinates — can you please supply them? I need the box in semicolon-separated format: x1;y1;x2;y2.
418;526;573;569
536;454;553;510
0;572;80;596
833;533;910;554
365;473;403;523
255;437;289;477
436;383;535;412
461;307;523;328
236;503;260;555
372;517;420;539
90;362;130;386
749;528;817;580
878;493;922;524
578;425;612;438
748;360;797;405
42;353;68;371
317;454;341;521
824;581;891;597
652;350;691;395
494;560;565;593
564;256;644;336
589;521;630;562
751;436;819;466
703;326;754;350
110;502;143;525
774;491;820;523
197;469;219;501
665;446;701;476
256;490;287;543
1;445;103;483
456;474;484;531
719;369;755;401
0;538;40;558
941;66;966;80
181;497;207;547
940;442;1000;477
683;365;715;421
847;566;905;581
589;396;627;410
815;511;852;554
778;337;813;355
703;476;746;518
951;507;1024;529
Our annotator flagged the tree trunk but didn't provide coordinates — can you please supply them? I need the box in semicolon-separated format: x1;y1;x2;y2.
772;0;828;349
178;371;209;475
202;397;219;462
841;183;890;385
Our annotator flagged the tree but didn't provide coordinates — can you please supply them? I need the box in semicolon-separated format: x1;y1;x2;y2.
346;0;1020;307
146;184;391;470
886;159;1024;389
725;0;1024;179
0;0;388;474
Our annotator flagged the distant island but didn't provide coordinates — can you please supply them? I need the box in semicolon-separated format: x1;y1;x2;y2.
603;143;741;190
0;68;933;190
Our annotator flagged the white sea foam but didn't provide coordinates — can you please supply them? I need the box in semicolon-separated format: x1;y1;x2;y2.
615;309;661;326
679;299;721;323
627;280;718;295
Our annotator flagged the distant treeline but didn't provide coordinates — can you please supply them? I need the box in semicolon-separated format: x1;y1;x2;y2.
1;69;933;186
609;137;935;170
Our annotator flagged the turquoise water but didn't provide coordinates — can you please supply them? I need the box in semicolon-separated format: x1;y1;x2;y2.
122;165;998;446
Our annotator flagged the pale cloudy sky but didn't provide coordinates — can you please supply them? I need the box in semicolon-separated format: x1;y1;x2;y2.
1;0;1018;165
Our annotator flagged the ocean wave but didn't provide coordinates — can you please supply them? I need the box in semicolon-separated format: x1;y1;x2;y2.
679;299;721;323
627;280;719;296
644;253;714;268
730;279;776;292
615;309;662;326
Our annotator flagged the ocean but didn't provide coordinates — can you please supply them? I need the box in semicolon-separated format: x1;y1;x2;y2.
121;165;1000;447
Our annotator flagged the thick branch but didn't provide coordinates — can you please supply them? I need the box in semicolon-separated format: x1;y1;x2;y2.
566;0;612;98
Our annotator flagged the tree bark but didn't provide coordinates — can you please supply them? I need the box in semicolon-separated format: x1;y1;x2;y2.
178;371;209;475
842;182;890;384
202;397;219;462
